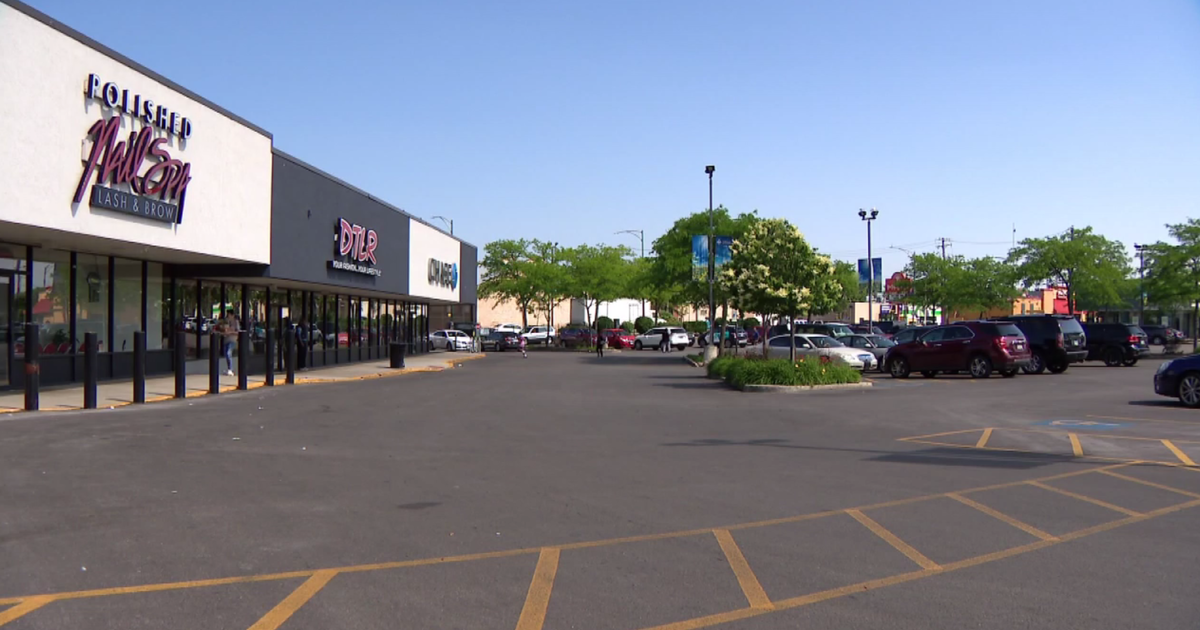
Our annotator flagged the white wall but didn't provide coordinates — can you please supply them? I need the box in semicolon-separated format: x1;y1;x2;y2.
0;5;273;263
407;220;461;302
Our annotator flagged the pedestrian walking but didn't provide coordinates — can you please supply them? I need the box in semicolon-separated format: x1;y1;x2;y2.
217;308;239;376
520;334;528;358
659;331;670;353
596;332;606;358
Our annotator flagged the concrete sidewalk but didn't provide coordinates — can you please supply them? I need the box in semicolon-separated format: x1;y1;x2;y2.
0;351;484;414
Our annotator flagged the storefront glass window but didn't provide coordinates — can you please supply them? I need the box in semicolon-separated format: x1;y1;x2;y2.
112;258;141;353
177;279;198;358
247;287;267;357
29;249;70;353
74;254;108;352
147;263;167;350
199;281;221;356
0;243;28;385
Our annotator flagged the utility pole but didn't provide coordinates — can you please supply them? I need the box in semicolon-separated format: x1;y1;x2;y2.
1068;226;1075;316
859;208;879;331
939;237;948;259
937;237;948;323
1134;243;1147;324
705;165;717;361
615;229;646;317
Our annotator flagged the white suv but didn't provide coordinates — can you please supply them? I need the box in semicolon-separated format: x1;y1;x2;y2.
431;329;472;351
634;327;690;351
521;325;556;345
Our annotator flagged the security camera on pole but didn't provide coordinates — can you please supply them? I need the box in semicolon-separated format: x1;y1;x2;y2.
858;208;879;331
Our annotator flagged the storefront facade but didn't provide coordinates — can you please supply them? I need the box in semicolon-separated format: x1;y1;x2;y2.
0;0;477;389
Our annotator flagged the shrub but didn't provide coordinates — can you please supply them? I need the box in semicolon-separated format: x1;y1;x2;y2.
596;316;615;331
634;316;654;333
712;357;861;388
682;320;709;334
741;317;761;328
621;321;636;333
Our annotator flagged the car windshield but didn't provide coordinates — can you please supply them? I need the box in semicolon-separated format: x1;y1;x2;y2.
867;335;895;347
827;325;853;337
810;335;844;348
1127;325;1147;336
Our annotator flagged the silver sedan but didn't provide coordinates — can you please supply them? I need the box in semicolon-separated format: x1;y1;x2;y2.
840;334;896;371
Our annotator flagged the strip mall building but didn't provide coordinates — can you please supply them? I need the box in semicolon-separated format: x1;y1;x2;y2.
0;0;478;389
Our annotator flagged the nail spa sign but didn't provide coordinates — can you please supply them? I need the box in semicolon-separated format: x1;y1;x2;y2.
72;74;193;224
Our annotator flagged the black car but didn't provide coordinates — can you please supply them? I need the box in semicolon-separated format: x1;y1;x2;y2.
1141;324;1182;346
997;314;1087;374
1155;354;1200;407
482;330;521;352
1081;322;1150;366
890;326;934;346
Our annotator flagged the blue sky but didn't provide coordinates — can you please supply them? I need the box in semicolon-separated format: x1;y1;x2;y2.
32;0;1200;275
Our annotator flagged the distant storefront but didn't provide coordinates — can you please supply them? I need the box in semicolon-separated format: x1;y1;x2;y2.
0;0;476;389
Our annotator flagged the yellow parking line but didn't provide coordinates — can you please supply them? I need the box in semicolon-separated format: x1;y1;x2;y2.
897;429;982;442
1069;433;1084;457
1162;440;1197;467
245;570;337;630
0;596;54;626
975;428;993;449
514;548;560;630
1027;481;1142;517
846;510;940;571
946;493;1057;541
1099;470;1200;499
713;530;772;610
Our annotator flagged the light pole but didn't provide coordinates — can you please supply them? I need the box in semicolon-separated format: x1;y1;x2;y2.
616;229;645;317
705;165;716;361
859;208;879;331
431;215;453;235
1134;243;1147;324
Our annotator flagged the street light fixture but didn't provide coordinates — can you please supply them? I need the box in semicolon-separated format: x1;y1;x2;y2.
615;229;646;317
431;215;453;235
705;165;716;361
1134;243;1148;324
859;208;879;332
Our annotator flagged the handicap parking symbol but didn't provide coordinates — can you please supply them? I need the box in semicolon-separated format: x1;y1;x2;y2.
1033;419;1127;430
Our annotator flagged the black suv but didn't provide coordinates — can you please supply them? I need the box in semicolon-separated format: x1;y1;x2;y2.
997;315;1087;374
1080;323;1150;366
890;326;934;346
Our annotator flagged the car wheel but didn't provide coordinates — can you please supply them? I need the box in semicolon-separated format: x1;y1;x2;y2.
1152;336;1165;345
969;354;993;378
1047;360;1068;374
1122;358;1138;367
1103;348;1123;367
1023;351;1046;375
634;341;643;351
921;371;937;378
889;356;910;379
1179;373;1200;408
1000;369;1017;378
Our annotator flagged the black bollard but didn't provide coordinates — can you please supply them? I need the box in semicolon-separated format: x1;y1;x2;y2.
265;327;275;386
133;331;146;403
237;330;249;390
209;332;220;394
285;326;296;385
24;323;39;411
174;330;186;398
83;332;98;409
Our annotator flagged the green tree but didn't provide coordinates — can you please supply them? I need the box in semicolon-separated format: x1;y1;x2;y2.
1145;219;1200;348
527;240;570;332
648;207;759;318
960;257;1021;318
724;218;837;361
1006;227;1132;313
899;253;963;322
478;239;537;328
563;244;633;329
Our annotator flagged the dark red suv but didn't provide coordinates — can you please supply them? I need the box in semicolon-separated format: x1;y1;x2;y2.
883;321;1031;379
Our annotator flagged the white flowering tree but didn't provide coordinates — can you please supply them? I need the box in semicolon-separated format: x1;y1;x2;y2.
724;218;841;361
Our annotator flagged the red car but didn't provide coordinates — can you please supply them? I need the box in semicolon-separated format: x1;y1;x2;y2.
602;329;636;349
883;320;1031;379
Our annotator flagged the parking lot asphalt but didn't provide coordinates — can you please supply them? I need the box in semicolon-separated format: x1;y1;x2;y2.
1;350;1198;629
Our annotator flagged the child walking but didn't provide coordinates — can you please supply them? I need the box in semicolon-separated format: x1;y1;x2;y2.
520;334;528;358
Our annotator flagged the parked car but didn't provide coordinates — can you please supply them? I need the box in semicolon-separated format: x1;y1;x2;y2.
431;329;472;351
764;334;876;371
521;325;556;345
997;314;1087;374
850;324;886;336
795;322;855;338
494;323;523;334
634;327;690;351
883;321;1030;379
559;326;597;348
482;330;521;352
1142;325;1184;346
1155;354;1200;407
889;326;934;346
876;321;902;335
699;327;748;348
601;328;637;349
1081;323;1150;366
841;334;896;370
